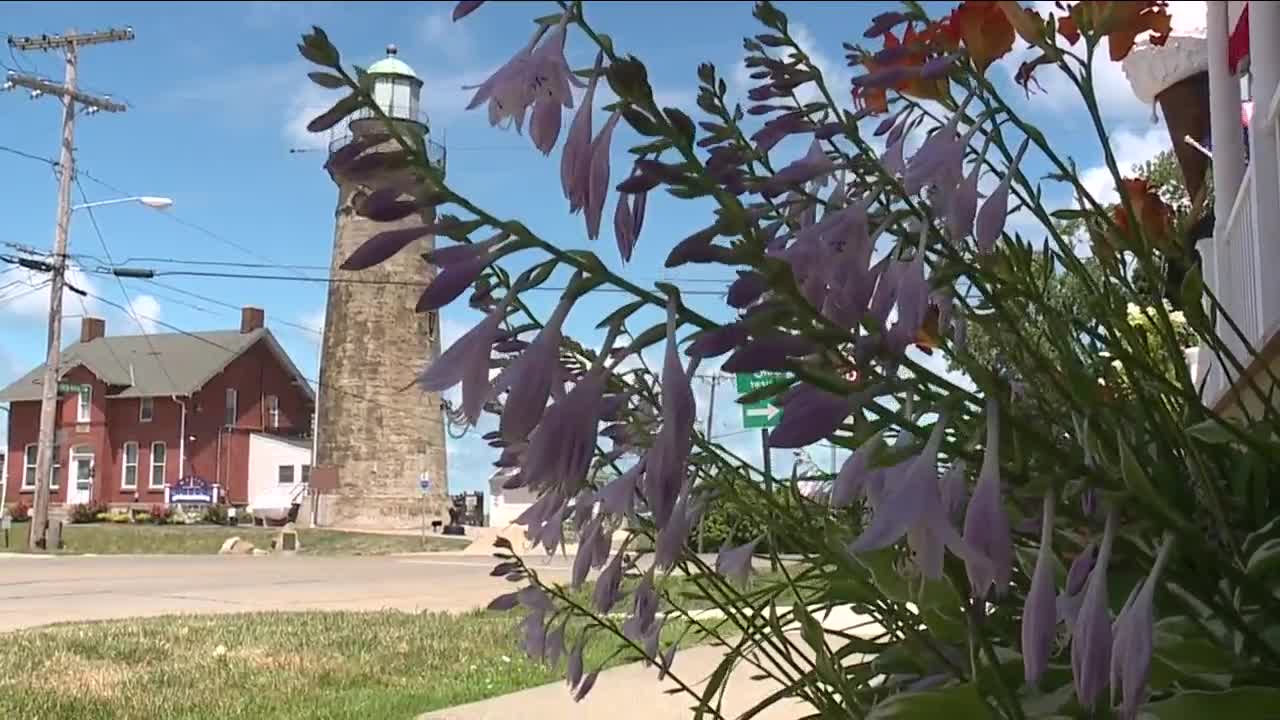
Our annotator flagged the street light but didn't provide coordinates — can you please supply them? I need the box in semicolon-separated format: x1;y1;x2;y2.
71;195;174;211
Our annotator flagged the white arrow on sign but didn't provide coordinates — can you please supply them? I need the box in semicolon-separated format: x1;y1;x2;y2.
746;404;781;420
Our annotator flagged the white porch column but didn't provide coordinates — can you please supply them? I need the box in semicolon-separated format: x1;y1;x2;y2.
1209;1;1245;255
1249;0;1280;335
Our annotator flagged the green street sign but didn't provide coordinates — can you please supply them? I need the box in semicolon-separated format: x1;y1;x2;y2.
736;371;787;429
56;382;85;394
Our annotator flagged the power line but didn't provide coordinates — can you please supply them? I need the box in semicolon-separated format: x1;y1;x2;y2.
145;278;323;338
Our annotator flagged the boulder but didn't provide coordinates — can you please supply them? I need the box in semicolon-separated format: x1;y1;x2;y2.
217;536;255;555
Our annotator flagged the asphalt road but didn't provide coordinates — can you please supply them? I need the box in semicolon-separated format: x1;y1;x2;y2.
0;553;572;632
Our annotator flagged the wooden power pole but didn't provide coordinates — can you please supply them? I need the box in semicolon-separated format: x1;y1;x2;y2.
4;27;132;550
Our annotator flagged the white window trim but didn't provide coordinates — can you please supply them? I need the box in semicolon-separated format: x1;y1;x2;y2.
149;442;167;489
121;442;139;490
22;444;36;490
77;385;92;423
267;395;280;429
225;388;238;427
139;397;154;423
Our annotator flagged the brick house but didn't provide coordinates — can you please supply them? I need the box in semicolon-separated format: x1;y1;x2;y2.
0;308;315;509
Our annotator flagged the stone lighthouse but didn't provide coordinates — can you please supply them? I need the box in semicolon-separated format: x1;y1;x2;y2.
313;45;449;529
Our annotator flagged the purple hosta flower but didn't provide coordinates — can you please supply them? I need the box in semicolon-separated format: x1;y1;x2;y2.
1111;535;1173;720
728;271;768;309
452;0;484;20
518;585;555;613
751;112;814;154
760;140;836;198
853;65;920;90
964;397;1012;598
562;51;603;212
544;625;565;668
1066;542;1097;597
848;416;989;583
597;459;644;517
975;137;1031;254
567;633;587;689
654;495;697;570
1072;509;1117;709
947;151;982;244
1082;488;1099;517
886;249;930;356
721;333;816;374
716;537;760;585
865;11;909;38
573;671;600;702
592;549;625;613
643;617;665;666
903;101;981;200
767;384;851;448
613;173;647;263
685;323;748;360
491;296;572;442
643;302;696;528
583;111;623;240
341;225;433;271
1023;490;1058;687
521;367;607;498
831;433;885;508
518;609;549;660
658;640;679;681
572;517;602;588
571;486;596;532
939;460;968;523
418;297;510;423
523;495;569;555
622;571;658;642
466;14;576;139
665;226;728;268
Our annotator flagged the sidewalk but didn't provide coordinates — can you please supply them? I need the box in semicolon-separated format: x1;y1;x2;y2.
421;605;879;720
419;643;811;720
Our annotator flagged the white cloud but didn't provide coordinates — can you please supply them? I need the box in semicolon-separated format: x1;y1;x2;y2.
125;294;163;334
421;9;474;64
1079;124;1168;206
787;22;850;108
0;262;101;323
300;306;327;336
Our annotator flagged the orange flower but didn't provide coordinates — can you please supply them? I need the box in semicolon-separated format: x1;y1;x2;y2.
1113;177;1173;250
854;25;948;114
1099;0;1171;61
997;1;1050;48
915;305;943;354
948;0;1015;73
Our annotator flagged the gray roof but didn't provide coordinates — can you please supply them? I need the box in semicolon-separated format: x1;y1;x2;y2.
0;328;315;403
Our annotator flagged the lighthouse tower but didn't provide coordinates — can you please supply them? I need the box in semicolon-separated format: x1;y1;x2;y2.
313;45;449;529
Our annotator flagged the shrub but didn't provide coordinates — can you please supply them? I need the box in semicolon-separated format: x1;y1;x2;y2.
105;510;131;524
7;501;30;522
69;501;108;524
203;503;229;525
149;504;171;525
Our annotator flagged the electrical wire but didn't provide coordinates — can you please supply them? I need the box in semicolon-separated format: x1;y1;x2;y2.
144;279;323;338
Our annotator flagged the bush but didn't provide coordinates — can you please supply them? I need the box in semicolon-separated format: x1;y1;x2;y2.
6;501;30;522
203;503;229;525
105;510;131;524
69;501;109;524
149;504;171;525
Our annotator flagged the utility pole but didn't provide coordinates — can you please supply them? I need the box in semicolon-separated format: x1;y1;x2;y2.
5;27;132;550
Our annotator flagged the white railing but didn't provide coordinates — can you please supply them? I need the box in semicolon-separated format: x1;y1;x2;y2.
1215;166;1261;383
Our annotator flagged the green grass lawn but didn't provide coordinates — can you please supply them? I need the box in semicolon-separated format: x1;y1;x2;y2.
0;521;468;556
0;610;690;719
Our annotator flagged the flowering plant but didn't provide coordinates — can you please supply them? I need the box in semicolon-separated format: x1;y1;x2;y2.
300;1;1280;717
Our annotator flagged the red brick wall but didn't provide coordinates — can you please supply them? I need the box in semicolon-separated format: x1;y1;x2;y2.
4;337;313;508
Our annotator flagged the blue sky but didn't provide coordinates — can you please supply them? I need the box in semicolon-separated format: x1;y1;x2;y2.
1;1;1203;493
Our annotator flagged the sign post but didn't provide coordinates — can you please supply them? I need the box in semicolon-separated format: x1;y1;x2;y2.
417;472;431;546
737;371;785;571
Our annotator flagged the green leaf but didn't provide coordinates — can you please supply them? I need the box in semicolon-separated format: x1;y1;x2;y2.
307;93;361;132
1184;418;1235;445
1245;538;1280;579
624;322;667;356
664;107;696;145
1050;208;1091;220
298;27;340;68
519;259;558;289
605;56;653;105
1180;262;1206;327
596;299;647;330
694;657;733;719
622;108;663;137
1141;688;1280;719
1118;436;1190;530
307;71;347;89
866;685;988;719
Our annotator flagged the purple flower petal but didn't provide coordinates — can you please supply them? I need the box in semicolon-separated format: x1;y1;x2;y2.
1071;510;1116;709
975;138;1030;254
831;434;884;508
720;333;815;374
562;52;602;212
1023;492;1058;687
767;384;851;448
728;271;768;309
521;369;607;497
948;163;981;244
358;187;419;223
654;496;694;570
573;670;600;702
597;460;643;517
716;537;760;585
341;226;433;270
418;300;508;423
939;460;968;523
487;592;519;611
685;323;747;359
416;253;491;312
1066;542;1097;596
864;11;908;38
566;633;587;689
592;550;624;613
585;111;622;240
643;302;697;527
452;0;485;21
491;297;572;442
963;398;1012;597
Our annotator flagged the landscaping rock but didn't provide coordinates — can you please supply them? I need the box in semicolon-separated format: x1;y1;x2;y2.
251;548;270;556
217;537;255;555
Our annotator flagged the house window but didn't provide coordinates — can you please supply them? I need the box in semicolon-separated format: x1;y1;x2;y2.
301;465;311;484
22;444;36;489
139;397;154;423
77;385;92;423
278;465;295;484
224;388;237;427
266;395;280;429
122;442;139;489
149;442;167;489
70;446;94;491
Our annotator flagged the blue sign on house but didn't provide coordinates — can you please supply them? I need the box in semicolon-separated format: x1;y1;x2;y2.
170;476;216;504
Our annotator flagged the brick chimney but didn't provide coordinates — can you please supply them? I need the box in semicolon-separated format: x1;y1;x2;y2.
240;307;265;334
80;317;106;343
